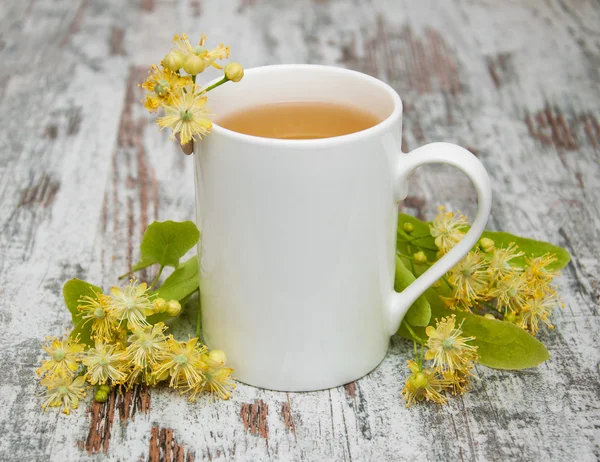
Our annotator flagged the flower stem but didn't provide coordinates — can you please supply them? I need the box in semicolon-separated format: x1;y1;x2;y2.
203;76;229;93
195;289;202;338
403;321;425;345
149;265;164;290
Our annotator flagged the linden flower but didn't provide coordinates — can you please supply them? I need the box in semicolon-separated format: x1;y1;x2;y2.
188;350;235;401
488;243;524;280
41;375;87;415
78;292;118;342
37;336;84;379
172;33;230;70
141;64;192;113
448;250;490;302
126;322;168;369
402;360;450;407
154;337;207;390
430;206;468;255
425;316;478;373
525;254;559;295
490;271;531;314
82;341;127;385
110;279;155;331
442;370;472;395
157;91;212;145
441;291;476;312
520;291;561;335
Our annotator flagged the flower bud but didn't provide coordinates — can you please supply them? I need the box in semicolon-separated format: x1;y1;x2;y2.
183;54;206;75
166;300;181;317
95;389;109;403
208;349;227;366
224;62;244;82
403;222;415;233
99;384;111;393
479;237;495;253
413;251;427;264
154;298;167;314
162;50;184;71
410;372;429;389
484;314;496;320
505;312;517;323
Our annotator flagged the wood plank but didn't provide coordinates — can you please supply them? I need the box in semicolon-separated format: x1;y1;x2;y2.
0;0;599;460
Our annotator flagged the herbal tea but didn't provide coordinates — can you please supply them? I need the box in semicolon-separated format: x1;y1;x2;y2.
216;102;381;139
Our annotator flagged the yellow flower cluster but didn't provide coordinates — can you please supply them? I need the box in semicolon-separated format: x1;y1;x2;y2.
430;207;563;335
140;33;244;146
37;279;234;414
402;316;478;407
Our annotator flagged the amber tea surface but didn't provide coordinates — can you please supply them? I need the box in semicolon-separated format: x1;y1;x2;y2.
216;101;381;139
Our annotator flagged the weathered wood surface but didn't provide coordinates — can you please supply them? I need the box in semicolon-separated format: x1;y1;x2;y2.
1;0;599;460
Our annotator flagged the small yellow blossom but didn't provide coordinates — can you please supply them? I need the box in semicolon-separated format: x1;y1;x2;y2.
441;292;476;312
488;243;524;280
126;323;168;369
189;350;235;401
141;65;192;113
37;336;84;379
430;206;468;255
425;315;478;373
78;292;118;342
41;375;87;415
82;341;127;385
154;337;207;390
402;360;450;407
490;271;531;314
524;253;559;297
172;34;230;71
157;91;212;145
520;291;561;335
110;279;155;331
447;250;490;303
442;370;473;395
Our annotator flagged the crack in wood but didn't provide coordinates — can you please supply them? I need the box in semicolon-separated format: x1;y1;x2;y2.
486;53;514;89
339;19;462;96
59;0;88;48
525;106;600;151
240;400;269;439
18;173;60;208
147;426;195;462
280;395;297;441
82;385;151;454
110;26;126;56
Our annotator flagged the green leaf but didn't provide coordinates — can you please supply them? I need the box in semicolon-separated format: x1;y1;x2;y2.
394;256;431;327
396;214;438;262
397;213;570;272
154;257;199;302
63;279;102;324
131;221;200;272
70;319;93;348
480;230;570;271
398;289;550;369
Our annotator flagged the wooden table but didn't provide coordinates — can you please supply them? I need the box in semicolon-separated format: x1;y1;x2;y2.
1;0;599;460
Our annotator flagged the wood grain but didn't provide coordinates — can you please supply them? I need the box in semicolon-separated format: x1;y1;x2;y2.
1;0;599;461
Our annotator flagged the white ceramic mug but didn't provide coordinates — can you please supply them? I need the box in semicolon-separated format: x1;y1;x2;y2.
194;65;492;391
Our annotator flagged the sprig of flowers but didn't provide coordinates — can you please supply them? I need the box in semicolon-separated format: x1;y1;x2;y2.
398;206;569;407
402;316;478;407
36;278;235;414
140;33;244;148
429;207;564;335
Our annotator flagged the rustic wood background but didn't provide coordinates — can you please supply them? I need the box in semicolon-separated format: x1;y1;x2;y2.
1;0;599;460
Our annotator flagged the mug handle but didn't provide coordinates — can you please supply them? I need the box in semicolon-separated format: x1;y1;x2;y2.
387;142;492;335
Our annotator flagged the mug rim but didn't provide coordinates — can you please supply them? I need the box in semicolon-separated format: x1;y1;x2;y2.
208;64;403;147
